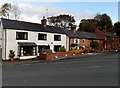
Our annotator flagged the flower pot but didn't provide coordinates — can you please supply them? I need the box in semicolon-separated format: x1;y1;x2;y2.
10;58;14;62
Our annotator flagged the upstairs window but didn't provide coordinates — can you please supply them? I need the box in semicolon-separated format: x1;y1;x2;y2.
82;39;85;44
38;33;47;40
16;32;28;40
74;39;79;44
54;35;61;41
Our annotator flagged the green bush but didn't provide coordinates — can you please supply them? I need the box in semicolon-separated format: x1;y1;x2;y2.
59;46;66;52
46;49;52;53
90;41;100;49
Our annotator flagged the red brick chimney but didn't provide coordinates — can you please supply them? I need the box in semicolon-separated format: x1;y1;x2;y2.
103;29;107;33
71;25;77;32
94;26;98;33
41;16;47;26
103;26;107;33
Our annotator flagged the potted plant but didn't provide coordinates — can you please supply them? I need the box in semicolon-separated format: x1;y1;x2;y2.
9;50;15;62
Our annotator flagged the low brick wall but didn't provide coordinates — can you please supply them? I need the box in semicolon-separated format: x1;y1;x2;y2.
38;52;78;60
38;50;117;60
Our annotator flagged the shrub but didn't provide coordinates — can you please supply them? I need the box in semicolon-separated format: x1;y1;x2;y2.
59;46;66;52
70;48;83;53
90;41;100;49
46;49;52;53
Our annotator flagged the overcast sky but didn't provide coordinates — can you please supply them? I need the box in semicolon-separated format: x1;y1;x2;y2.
0;0;119;26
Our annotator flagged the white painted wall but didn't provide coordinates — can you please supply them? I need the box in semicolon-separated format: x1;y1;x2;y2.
4;29;69;60
0;20;2;48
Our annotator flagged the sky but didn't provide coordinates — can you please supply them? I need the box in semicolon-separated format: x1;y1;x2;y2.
0;0;119;26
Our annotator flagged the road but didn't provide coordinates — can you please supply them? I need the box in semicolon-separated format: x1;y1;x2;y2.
2;52;119;86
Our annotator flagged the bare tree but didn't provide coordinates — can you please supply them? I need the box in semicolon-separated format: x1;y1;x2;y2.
10;4;21;20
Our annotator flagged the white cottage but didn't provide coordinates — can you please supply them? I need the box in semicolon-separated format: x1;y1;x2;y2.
0;18;69;60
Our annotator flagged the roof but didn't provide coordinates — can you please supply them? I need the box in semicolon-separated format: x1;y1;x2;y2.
1;18;66;34
18;42;37;46
70;44;78;47
64;30;79;38
98;30;118;38
76;31;104;40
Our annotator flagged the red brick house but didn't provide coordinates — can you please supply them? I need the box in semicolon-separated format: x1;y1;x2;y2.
64;26;104;50
95;27;119;50
76;31;104;49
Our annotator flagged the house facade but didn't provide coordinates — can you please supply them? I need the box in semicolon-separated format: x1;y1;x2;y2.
95;27;119;50
0;18;69;60
65;26;104;50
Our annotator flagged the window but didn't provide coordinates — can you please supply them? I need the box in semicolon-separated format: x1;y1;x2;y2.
38;33;47;40
74;39;79;44
54;45;61;52
38;45;50;53
82;39;85;44
19;46;37;56
16;32;28;40
54;35;61;41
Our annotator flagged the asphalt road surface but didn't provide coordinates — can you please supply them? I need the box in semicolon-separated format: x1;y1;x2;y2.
2;52;119;86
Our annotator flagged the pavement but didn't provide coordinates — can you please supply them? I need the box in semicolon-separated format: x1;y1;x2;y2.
2;52;119;86
2;52;114;67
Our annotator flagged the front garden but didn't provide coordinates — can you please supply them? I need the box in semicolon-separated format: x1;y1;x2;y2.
38;45;117;60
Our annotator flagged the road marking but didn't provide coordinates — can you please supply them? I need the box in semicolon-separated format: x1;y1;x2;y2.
93;66;101;68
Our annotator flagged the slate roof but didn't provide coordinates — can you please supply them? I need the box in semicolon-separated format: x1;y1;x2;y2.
76;31;104;40
98;30;118;38
64;30;79;38
0;18;105;40
70;44;78;47
1;18;66;34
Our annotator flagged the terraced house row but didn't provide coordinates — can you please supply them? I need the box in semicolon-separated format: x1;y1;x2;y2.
0;17;119;60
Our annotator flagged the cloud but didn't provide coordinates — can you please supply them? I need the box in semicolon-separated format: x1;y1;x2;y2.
17;3;95;26
0;2;95;26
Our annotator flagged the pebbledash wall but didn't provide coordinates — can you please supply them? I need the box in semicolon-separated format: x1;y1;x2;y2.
2;29;69;60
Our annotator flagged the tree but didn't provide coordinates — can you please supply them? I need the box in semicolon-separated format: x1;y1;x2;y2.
0;3;11;19
0;3;21;20
114;21;120;38
47;14;75;29
78;19;96;32
10;4;21;20
94;13;114;32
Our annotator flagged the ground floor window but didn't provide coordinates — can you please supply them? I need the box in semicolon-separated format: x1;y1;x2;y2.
38;45;50;53
19;46;37;56
54;45;61;52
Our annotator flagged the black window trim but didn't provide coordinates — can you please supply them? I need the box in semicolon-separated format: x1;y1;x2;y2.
54;35;61;41
38;33;47;40
16;32;28;40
